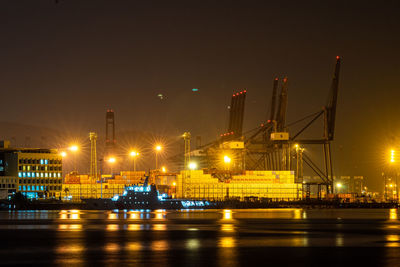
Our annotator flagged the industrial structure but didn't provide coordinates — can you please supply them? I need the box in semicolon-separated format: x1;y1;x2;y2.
105;109;116;158
174;57;342;200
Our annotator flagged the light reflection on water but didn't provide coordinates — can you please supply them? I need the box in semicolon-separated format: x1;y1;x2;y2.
219;236;236;248
106;224;119;231
125;241;142;251
104;242;121;252
390;208;398;220
58;224;82;231
153;224;167;231
3;209;400;265
152;240;169;251
186;239;200;250
385;235;400;247
221;224;234;232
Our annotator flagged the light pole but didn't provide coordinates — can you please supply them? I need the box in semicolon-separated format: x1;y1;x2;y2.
155;145;162;170
108;157;116;175
130;151;139;172
68;145;79;173
389;149;399;202
336;183;342;194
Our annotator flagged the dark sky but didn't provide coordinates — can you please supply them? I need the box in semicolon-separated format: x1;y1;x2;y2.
1;0;400;191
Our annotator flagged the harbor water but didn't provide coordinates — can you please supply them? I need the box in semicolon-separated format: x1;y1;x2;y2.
1;209;400;266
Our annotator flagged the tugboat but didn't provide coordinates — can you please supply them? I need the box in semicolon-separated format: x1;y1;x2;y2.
83;176;213;210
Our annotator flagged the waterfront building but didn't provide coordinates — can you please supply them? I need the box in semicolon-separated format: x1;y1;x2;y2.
0;140;63;199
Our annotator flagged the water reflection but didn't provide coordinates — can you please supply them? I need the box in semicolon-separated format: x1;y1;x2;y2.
153;224;167;231
293;209;301;219
155;209;166;220
108;213;118;220
58;224;82;231
186;239;200;250
106;224;119;231
59;210;80;220
385;235;400;247
221;224;234;232
218;236;238;267
389;209;398;220
223;209;232;220
219;236;236;248
6;208;400;266
336;233;344;247
128;211;139;220
125;242;142;251
105;242;121;252
152;240;169;251
127;224;142;231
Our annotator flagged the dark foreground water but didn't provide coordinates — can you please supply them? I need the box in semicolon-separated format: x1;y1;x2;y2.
1;209;400;266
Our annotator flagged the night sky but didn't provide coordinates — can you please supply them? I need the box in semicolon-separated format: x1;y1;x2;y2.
1;0;400;191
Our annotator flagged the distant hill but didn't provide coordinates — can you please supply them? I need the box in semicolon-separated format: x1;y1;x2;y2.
0;121;60;148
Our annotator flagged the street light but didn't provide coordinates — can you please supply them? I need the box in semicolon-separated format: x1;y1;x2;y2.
155;145;162;169
224;155;231;164
161;166;167;173
129;151;139;172
336;183;342;194
68;145;79;172
108;157;116;175
188;162;197;170
60;151;67;158
69;145;79;152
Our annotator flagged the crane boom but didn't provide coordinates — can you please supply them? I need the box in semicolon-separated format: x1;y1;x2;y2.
325;56;341;140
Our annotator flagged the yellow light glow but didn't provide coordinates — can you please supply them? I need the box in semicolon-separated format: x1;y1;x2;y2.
130;151;139;157
390;209;398;220
223;155;231;164
336;183;342;188
155;145;162;152
294;144;299;149
69;145;79;152
153;224;167;231
161;166;166;173
390;184;393;188
188;162;197;170
106;224;119;231
108;157;116;164
223;209;232;220
60;151;67;157
108;213;117;220
219;236;235;248
391;150;396;163
172;182;176;187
